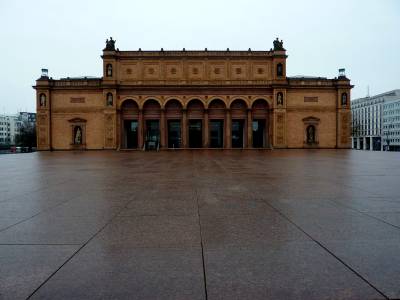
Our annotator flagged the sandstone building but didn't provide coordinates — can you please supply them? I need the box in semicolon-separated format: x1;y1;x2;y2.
34;38;352;150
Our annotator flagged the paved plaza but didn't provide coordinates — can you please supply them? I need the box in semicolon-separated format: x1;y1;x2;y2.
1;150;400;299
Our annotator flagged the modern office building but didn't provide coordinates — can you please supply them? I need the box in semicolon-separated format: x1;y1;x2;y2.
383;94;400;151
0;112;36;146
33;38;352;151
0;115;18;145
18;112;36;125
351;90;400;151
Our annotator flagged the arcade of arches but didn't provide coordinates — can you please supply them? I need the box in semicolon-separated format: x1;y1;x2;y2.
120;98;271;149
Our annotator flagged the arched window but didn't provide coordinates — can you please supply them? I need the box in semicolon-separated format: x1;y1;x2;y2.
73;126;82;145
106;64;113;77
306;125;316;144
277;92;284;106
39;93;46;107
277;63;283;77
341;92;348;106
106;93;113;106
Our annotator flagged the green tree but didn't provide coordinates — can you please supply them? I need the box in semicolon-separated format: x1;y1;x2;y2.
15;121;36;148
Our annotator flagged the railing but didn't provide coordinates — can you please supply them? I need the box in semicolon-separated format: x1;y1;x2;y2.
52;79;102;87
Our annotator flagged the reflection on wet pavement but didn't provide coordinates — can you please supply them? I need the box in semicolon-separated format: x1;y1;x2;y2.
0;150;399;299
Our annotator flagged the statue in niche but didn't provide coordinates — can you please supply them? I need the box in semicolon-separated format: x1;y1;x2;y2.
40;94;46;107
107;93;113;106
277;92;283;106
273;38;285;51
307;125;316;144
277;63;283;76
104;37;116;51
106;64;113;77
74;126;82;144
341;93;348;106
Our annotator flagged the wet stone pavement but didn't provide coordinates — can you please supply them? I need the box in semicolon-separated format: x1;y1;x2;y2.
1;150;400;299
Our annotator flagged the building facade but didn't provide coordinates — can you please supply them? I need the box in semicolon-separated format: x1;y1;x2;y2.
383;94;400;151
0;115;16;145
18;112;36;125
33;38;352;151
351;95;384;150
0;112;36;146
351;90;400;151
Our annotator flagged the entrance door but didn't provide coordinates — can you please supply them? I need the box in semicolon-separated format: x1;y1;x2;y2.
232;120;244;148
145;120;160;150
252;119;265;148
124;120;138;149
168;120;181;148
189;120;202;148
210;120;224;148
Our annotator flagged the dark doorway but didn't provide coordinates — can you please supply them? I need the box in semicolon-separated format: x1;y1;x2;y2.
145;120;160;150
210;120;224;148
124;120;138;149
232;120;244;148
189;120;202;148
252;119;265;148
168;120;181;148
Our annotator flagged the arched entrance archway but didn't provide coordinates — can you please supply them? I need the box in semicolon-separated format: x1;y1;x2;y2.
187;99;204;148
143;99;161;150
121;99;139;149
230;99;248;148
165;99;183;148
252;99;270;148
208;99;226;148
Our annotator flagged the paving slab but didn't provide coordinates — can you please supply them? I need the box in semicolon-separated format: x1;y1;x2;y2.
93;215;201;248
30;245;205;300
201;213;309;249
324;240;400;299
204;241;384;300
0;245;79;300
0;214;108;244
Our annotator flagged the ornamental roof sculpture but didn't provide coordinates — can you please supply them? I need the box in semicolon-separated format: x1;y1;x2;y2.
273;38;285;51
104;37;116;51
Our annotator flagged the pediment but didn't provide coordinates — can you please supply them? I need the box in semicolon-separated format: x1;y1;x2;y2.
302;116;320;122
68;118;87;123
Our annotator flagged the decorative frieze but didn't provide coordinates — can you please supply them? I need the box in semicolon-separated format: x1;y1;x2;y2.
304;96;318;102
70;97;85;103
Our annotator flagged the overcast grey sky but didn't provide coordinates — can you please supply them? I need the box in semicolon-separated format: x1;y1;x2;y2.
0;0;399;114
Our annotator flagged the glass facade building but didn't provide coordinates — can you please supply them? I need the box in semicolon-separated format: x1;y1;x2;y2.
351;90;400;151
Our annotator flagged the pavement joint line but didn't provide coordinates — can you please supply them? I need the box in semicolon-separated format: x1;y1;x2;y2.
263;200;390;300
326;198;400;233
25;194;143;299
0;195;82;234
193;152;209;300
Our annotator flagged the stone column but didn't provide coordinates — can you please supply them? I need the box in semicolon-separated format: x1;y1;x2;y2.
138;109;144;149
363;137;367;150
225;109;231;148
247;109;253;148
160;109;166;148
182;109;187;148
370;137;373;151
204;109;209;148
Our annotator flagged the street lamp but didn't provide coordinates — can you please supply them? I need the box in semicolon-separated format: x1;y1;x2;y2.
385;134;390;151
